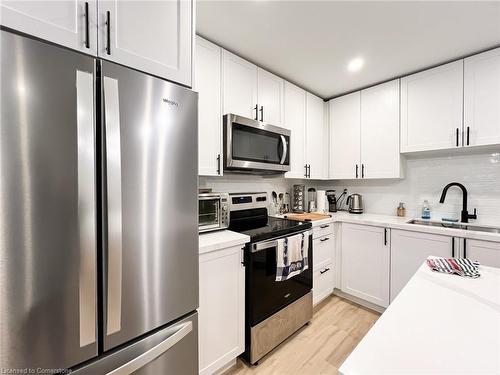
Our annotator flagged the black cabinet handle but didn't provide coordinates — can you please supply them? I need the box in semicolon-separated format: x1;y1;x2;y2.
216;154;221;175
355;164;358;178
259;106;264;122
106;11;111;55
320;224;330;229
384;228;388;245
463;238;467;258
84;2;90;48
361;164;365;178
253;105;258;120
320;268;330;274
456;128;459;147
304;164;308;178
466;126;470;146
320;237;330;242
451;238;455;258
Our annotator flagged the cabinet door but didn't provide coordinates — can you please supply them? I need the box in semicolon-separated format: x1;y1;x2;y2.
257;68;284;126
284;82;307;178
361;80;401;178
222;50;258;119
98;0;192;86
329;92;361;179
306;92;328;179
400;61;463;152
464;48;500;147
0;0;97;55
199;246;245;375
390;230;452;302
465;239;500;268
195;36;222;176
341;224;390;307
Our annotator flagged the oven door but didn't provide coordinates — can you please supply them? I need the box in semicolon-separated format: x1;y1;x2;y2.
199;196;221;232
224;114;290;173
246;231;313;326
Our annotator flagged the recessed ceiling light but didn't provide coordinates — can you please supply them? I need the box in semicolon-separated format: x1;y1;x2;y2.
348;57;364;72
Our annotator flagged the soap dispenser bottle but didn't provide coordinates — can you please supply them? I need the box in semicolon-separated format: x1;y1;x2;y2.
421;200;431;219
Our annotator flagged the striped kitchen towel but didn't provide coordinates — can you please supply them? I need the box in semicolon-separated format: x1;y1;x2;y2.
275;232;309;281
426;257;480;278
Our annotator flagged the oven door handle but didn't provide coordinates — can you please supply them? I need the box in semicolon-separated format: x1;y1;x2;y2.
252;230;312;253
279;135;287;165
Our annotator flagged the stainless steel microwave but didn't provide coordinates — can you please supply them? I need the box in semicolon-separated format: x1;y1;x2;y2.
223;114;291;174
198;191;229;233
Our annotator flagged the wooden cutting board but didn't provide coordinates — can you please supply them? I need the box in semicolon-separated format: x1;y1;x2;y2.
284;213;332;222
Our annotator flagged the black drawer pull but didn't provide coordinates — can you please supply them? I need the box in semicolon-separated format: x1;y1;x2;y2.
320;237;330;242
320;224;330;229
320;268;330;274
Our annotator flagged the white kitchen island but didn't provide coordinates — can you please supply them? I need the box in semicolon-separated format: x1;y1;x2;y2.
339;259;500;375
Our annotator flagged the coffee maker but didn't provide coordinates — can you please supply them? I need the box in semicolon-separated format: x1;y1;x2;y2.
326;190;337;212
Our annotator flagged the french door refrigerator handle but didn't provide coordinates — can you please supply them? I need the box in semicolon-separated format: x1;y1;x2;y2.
106;321;193;375
76;70;97;347
103;76;123;336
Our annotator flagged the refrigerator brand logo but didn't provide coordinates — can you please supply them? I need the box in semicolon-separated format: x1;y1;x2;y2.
162;98;179;107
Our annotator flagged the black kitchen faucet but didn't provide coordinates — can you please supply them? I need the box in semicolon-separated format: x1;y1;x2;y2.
439;182;477;223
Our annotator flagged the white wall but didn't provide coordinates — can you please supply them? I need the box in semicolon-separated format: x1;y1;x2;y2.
328;152;500;225
199;152;500;225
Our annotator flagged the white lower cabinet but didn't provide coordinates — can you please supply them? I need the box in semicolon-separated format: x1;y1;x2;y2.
199;245;245;375
341;223;390;308
313;260;334;305
312;223;334;305
465;239;500;268
390;230;452;302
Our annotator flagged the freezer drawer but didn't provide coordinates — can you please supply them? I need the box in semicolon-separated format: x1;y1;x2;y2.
72;312;198;375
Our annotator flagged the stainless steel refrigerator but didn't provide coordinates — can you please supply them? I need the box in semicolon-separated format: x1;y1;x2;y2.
0;30;199;374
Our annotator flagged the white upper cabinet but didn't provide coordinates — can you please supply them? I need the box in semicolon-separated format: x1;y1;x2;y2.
306;92;328;179
222;50;258;119
257;68;284;126
284;82;307;179
464;48;500;147
360;80;401;178
195;36;222;176
97;0;192;86
329;92;361;179
0;0;98;55
400;60;464;152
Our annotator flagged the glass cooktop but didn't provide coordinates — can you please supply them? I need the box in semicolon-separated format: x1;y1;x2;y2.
232;216;312;243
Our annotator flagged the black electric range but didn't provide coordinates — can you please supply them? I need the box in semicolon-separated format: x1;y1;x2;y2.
228;192;313;365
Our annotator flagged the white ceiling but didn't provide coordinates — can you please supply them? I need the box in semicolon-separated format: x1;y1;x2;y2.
196;1;500;99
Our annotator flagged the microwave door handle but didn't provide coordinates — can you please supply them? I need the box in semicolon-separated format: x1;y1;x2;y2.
279;135;287;165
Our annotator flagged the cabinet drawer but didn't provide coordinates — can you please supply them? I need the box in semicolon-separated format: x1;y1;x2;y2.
313;235;334;267
313;222;334;239
313;260;334;305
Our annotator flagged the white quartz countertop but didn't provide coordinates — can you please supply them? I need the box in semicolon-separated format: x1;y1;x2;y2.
339;260;500;375
275;212;500;242
199;230;250;254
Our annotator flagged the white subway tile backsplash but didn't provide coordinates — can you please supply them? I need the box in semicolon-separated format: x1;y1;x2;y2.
199;152;500;225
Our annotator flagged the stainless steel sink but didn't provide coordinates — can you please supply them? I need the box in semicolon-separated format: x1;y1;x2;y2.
407;219;500;234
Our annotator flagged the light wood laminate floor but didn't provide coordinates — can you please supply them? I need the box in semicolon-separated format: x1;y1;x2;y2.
224;295;380;375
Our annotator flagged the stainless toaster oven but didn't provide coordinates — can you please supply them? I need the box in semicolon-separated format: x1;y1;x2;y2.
198;191;229;233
